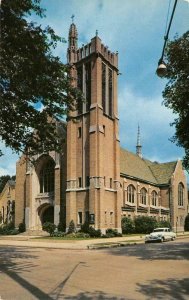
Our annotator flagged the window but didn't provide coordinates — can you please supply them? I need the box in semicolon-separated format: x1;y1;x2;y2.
102;63;106;113
85;47;88;57
78;177;82;188
108;68;113;117
89;44;91;54
77;67;83;114
127;185;135;203
78;127;82;138
39;160;55;193
140;188;147;205
110;211;113;224
86;176;90;187
105;211;107;224
151;191;158;206
103;125;105;135
78;212;82;224
110;178;113;189
85;62;91;111
178;183;184;206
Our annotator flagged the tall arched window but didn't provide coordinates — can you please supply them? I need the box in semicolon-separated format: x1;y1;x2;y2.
178;183;184;206
140;188;147;205
39;160;55;193
127;185;135;203
151;191;158;206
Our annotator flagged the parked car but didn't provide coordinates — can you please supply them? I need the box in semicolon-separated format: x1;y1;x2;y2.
145;227;176;243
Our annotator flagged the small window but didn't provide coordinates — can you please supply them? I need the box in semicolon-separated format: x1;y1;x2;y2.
103;125;105;135
78;127;82;138
110;178;113;189
178;183;184;206
86;176;90;187
78;177;82;188
105;211;107;224
78;212;82;224
110;212;113;224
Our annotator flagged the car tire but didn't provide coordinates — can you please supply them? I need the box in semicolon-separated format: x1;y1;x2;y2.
161;237;164;242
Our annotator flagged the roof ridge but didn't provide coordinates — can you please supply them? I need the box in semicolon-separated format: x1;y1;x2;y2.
143;160;158;184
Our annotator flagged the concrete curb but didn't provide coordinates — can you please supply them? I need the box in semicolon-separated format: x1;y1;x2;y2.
87;234;189;250
0;234;188;250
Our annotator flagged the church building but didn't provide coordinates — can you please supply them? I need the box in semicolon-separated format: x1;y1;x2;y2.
14;22;188;233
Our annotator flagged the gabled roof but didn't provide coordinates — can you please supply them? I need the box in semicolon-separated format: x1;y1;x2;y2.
120;148;177;186
145;160;177;185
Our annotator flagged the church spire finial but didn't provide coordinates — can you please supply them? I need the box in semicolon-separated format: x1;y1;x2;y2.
67;17;78;63
136;124;142;158
71;14;75;23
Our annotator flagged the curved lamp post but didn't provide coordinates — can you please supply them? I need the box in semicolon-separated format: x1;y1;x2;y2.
156;0;178;77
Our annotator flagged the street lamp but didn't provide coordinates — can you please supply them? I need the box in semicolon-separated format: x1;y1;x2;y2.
156;0;178;77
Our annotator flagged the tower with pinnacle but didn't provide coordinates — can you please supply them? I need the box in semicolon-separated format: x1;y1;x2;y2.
136;125;142;158
66;19;121;232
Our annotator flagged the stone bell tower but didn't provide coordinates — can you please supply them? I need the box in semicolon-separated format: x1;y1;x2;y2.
66;21;121;233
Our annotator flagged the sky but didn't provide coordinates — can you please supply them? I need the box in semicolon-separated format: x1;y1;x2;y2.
0;0;189;178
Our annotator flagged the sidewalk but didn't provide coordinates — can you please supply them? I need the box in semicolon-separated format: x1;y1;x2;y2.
0;232;189;250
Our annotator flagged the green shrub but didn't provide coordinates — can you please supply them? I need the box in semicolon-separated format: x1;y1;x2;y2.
157;220;171;229
80;221;90;233
66;232;90;239
68;220;76;234
57;222;66;233
8;229;19;235
88;226;101;238
106;228;122;237
0;223;18;235
42;222;56;236
134;216;158;234
51;231;65;237
18;222;26;233
184;214;189;231
5;222;15;230
121;217;135;234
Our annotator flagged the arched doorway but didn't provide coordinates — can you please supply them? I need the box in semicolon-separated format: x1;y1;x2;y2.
42;206;54;224
38;205;54;225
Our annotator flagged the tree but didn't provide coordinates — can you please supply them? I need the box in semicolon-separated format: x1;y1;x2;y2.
0;0;79;157
67;220;75;234
162;31;189;171
121;217;135;234
0;175;16;193
42;222;56;236
134;216;157;234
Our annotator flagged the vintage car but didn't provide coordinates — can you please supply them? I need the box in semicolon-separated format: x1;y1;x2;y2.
145;227;176;243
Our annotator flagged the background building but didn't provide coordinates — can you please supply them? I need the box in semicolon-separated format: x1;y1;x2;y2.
0;180;15;225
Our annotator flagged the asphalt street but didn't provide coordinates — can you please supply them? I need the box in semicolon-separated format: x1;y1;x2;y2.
0;238;189;300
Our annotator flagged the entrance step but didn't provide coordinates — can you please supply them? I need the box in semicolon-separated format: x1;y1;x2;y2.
20;229;49;236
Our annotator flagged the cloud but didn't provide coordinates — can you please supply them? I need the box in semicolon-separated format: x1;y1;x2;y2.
0;141;19;175
118;85;184;162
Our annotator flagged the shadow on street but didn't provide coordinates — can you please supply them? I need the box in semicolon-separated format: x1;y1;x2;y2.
0;246;53;300
106;240;189;261
137;277;189;300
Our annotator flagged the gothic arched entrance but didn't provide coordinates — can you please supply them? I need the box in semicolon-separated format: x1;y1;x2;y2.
38;205;54;225
42;206;54;224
